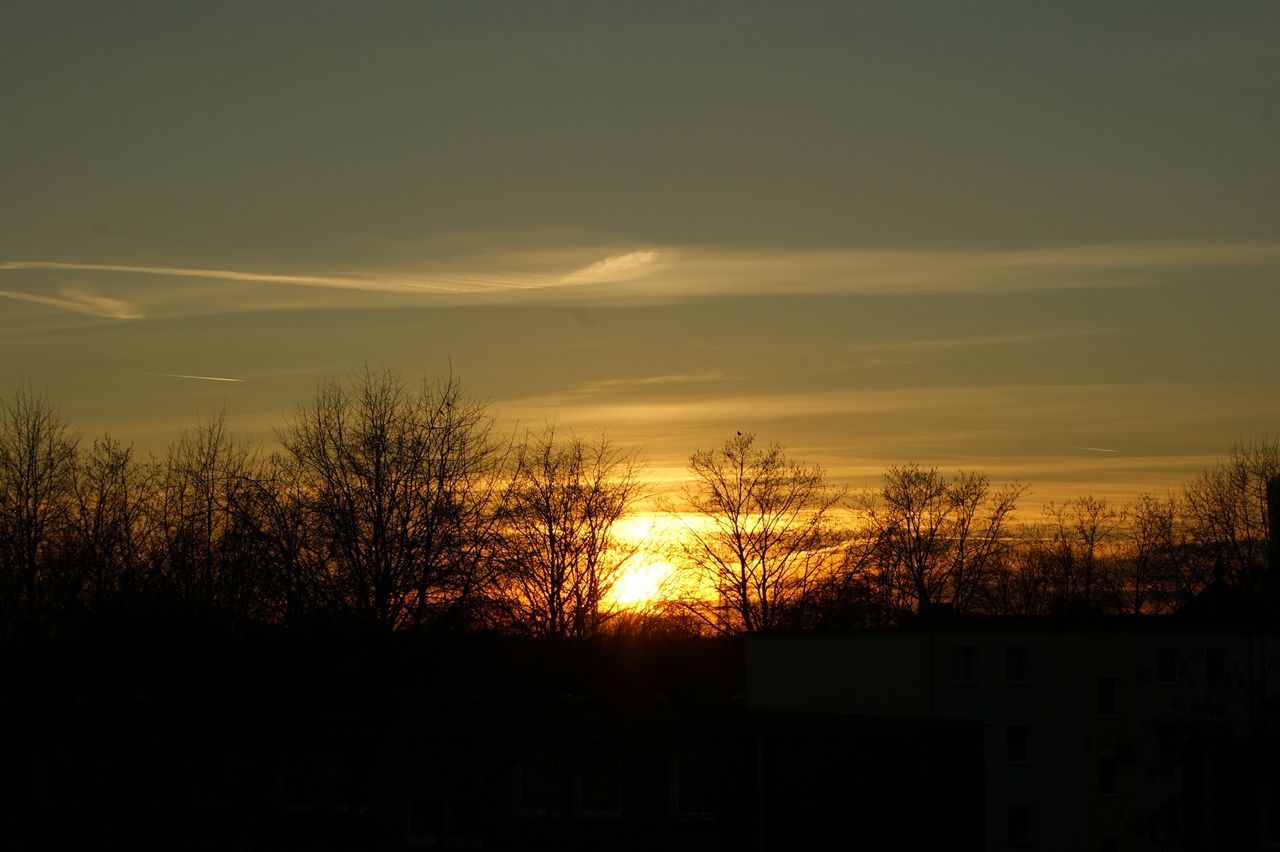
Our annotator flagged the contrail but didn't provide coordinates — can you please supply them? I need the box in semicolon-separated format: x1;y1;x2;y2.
123;371;245;383
0;259;534;294
1066;446;1120;454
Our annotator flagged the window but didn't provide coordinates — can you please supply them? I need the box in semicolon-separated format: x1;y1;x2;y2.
1006;646;1031;684
953;645;979;685
515;753;561;816
577;754;622;818
1206;648;1228;682
1006;725;1032;764
1155;647;1178;683
1098;755;1118;796
1097;677;1119;716
670;756;717;819
1008;804;1032;845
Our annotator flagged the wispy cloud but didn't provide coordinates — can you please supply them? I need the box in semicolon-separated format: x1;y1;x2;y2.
0;259;532;295
567;372;728;396
560;250;660;285
865;327;1110;354
0;286;142;319
4;239;1279;315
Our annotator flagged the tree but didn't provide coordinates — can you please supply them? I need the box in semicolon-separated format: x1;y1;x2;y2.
676;433;844;634
223;453;314;627
1041;495;1125;611
70;435;154;610
989;537;1056;616
0;385;79;634
491;427;644;638
857;465;1023;615
1183;436;1280;596
1114;493;1190;614
278;368;502;632
152;412;260;620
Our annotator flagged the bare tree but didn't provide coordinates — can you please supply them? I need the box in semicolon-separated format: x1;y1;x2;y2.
278;368;502;632
152;412;260;619
491;427;644;638
224;453;315;627
858;465;1024;614
1114;493;1190;614
0;385;79;634
1183;436;1280;596
1041;495;1125;611
990;537;1057;616
676;433;844;634
70;435;155;610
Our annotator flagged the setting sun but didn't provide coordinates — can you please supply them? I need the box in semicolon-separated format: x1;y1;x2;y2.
610;558;676;608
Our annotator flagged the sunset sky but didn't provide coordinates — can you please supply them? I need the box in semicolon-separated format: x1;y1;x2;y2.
3;1;1278;508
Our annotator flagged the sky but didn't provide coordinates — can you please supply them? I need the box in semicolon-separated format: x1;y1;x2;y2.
2;0;1278;509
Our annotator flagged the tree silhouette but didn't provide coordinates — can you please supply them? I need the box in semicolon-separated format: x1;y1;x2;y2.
278;369;501;632
1114;493;1189;614
490;427;644;638
1183;435;1280;596
70;435;153;611
677;432;844;634
0;385;79;635
1041;495;1125;611
152;412;261;621
857;465;1023;615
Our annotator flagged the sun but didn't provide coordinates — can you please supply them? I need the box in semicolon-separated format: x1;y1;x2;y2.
611;558;676;608
606;512;687;609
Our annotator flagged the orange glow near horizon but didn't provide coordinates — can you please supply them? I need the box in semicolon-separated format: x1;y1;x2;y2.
605;513;696;609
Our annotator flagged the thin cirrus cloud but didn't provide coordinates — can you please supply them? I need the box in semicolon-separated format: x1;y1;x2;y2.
862;327;1111;354
0;259;538;295
0;286;143;319
2;239;1278;316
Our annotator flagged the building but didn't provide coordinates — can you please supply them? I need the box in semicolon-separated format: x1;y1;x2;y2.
746;607;1280;851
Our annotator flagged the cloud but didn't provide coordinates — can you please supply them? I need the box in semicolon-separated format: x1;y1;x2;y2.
566;372;728;396
560;250;660;284
0;259;527;295
864;327;1110;354
0;286;143;319
3;238;1279;314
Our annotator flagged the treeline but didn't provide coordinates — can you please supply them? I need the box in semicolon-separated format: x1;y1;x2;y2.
1;370;1276;642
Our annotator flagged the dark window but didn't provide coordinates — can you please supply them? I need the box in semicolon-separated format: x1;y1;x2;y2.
1156;647;1178;683
1206;648;1228;682
1100;837;1122;852
953;645;979;684
517;753;560;815
578;754;622;817
1008;804;1032;845
671;757;717;819
1097;677;1120;716
1099;756;1118;796
1006;646;1031;684
1006;725;1032;764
